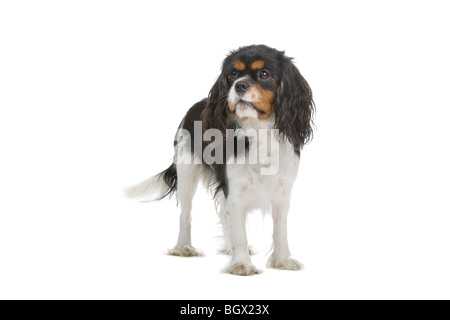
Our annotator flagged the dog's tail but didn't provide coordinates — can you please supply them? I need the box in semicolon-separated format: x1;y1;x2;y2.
124;164;177;201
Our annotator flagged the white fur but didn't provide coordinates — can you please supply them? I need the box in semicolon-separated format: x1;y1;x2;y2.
235;103;259;119
222;116;302;275
124;175;171;202
168;162;204;257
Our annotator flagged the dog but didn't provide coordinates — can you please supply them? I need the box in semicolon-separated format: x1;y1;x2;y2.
126;45;314;276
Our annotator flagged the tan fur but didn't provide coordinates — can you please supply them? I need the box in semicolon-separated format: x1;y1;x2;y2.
247;84;275;120
233;61;246;71
251;60;265;70
228;98;236;112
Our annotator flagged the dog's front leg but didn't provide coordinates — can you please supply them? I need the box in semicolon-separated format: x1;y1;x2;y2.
267;193;303;270
224;200;260;276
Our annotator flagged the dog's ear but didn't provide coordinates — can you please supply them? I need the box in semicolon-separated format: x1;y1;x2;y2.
201;75;230;133
274;56;315;150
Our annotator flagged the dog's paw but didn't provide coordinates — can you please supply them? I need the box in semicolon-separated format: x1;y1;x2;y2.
168;245;203;257
225;263;261;276
267;256;304;270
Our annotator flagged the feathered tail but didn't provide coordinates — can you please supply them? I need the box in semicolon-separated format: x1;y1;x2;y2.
124;164;177;201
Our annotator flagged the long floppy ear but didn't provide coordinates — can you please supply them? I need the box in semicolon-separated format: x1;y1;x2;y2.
201;75;230;133
274;56;315;150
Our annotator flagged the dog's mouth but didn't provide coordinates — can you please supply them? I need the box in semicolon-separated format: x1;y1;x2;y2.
237;100;266;115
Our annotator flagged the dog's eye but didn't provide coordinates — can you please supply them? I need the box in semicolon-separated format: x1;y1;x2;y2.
230;70;238;79
259;70;271;80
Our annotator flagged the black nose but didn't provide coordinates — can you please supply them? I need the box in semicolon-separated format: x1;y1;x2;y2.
235;81;250;94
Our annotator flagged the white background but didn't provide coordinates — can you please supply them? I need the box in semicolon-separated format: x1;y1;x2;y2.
1;0;449;300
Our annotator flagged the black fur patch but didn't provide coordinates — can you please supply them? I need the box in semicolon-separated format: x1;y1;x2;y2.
173;100;251;198
157;163;177;200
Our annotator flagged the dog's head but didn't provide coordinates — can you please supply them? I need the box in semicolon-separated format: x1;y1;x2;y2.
202;44;315;150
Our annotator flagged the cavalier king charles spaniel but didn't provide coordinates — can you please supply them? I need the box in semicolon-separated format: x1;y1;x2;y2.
126;45;314;276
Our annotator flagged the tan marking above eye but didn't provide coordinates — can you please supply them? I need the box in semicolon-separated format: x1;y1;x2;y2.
233;61;245;71
251;60;265;70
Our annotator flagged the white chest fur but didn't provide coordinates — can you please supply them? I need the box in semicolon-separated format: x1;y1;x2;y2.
226;118;300;213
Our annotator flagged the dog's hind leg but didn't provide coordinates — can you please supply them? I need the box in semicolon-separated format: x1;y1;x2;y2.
168;163;203;257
